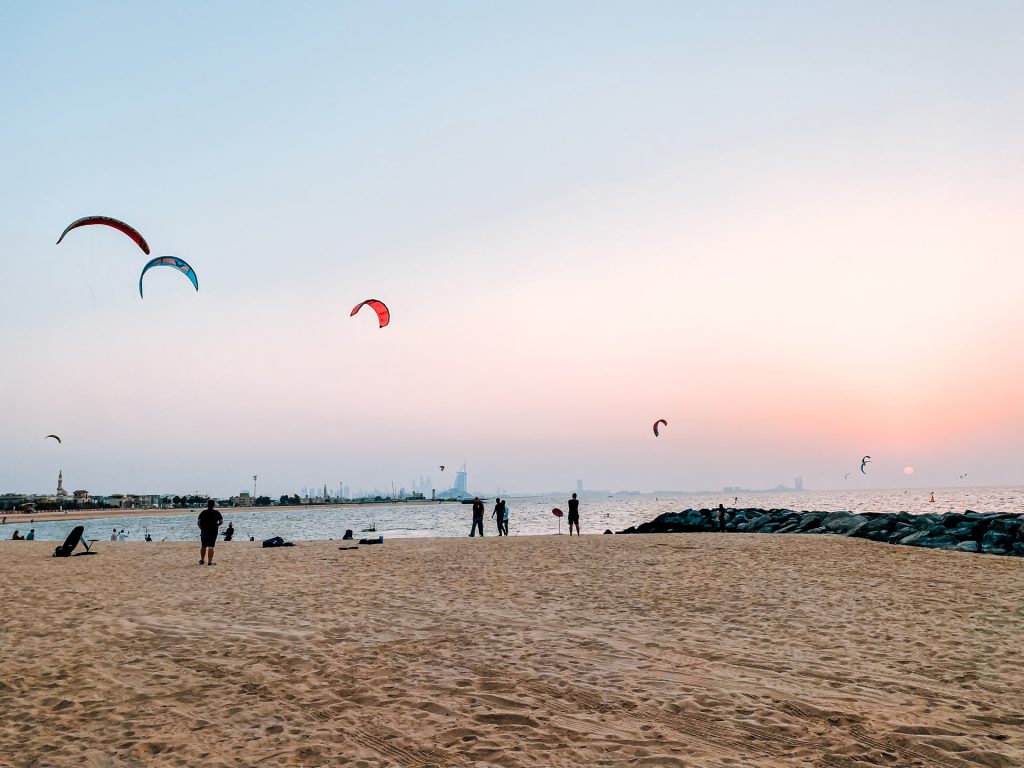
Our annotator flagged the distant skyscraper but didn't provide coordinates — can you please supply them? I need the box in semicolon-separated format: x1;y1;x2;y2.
576;479;583;494
454;464;467;496
794;476;804;491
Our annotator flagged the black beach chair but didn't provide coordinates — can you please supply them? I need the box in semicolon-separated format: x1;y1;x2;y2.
52;526;97;557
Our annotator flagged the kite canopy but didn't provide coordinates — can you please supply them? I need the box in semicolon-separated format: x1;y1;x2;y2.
57;216;150;255
860;455;871;474
139;256;199;298
44;434;61;444
652;419;668;437
350;299;390;328
439;465;445;471
552;508;564;517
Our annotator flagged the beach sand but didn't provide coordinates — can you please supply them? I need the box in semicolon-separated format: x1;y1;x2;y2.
0;533;1021;767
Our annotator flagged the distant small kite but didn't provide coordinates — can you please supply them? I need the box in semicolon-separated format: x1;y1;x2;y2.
860;455;871;474
45;434;62;444
439;465;445;472
959;473;968;479
350;299;390;328
844;472;850;480
139;256;199;298
57;215;150;255
652;419;668;437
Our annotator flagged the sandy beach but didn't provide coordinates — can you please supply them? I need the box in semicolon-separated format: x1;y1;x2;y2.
1;533;1021;767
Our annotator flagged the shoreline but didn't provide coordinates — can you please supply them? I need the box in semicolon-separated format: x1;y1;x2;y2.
0;498;457;524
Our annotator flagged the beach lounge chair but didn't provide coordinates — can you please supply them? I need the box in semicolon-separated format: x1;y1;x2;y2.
52;526;97;557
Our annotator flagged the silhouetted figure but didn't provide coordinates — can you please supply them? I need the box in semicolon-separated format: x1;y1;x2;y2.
567;493;580;536
501;499;509;536
223;522;235;542
469;497;484;537
492;498;505;536
11;530;23;540
717;504;727;532
197;500;223;566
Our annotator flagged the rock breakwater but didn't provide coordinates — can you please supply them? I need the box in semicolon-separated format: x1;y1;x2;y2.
618;508;1024;557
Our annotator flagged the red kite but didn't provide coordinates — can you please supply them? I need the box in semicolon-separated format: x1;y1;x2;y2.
57;216;150;255
350;299;390;328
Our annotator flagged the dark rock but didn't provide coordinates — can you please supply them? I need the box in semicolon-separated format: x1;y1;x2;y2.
615;507;1024;558
987;518;1022;538
603;529;613;535
795;512;826;532
821;511;867;534
981;531;1015;554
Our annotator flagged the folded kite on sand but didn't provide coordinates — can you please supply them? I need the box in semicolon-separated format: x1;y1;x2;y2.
52;526;97;557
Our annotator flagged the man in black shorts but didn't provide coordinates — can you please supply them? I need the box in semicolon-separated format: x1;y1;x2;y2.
567;492;580;536
197;500;223;565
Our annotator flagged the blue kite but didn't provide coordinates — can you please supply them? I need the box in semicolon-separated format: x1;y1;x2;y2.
139;256;199;299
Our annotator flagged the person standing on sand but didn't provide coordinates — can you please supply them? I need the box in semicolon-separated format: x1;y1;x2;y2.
567;493;580;536
492;498;504;536
198;500;223;566
717;504;727;532
469;497;484;537
501;499;509;536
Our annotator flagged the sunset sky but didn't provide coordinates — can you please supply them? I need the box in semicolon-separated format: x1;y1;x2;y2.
3;1;1024;496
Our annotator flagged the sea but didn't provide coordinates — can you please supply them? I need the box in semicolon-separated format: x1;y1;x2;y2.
6;486;1024;543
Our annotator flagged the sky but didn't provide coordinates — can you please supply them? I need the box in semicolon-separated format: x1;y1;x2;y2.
3;1;1024;497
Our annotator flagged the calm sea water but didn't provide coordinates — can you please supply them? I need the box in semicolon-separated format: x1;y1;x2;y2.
6;486;1024;543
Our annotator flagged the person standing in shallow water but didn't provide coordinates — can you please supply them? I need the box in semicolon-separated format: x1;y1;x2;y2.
469;497;485;537
197;500;223;566
567;492;580;536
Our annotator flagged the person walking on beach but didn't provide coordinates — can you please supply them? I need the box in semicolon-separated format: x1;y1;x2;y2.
501;499;509;536
469;497;484;537
717;503;727;532
567;493;580;536
492;498;504;536
198;500;223;565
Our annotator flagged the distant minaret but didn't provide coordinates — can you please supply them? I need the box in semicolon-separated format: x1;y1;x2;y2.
57;469;67;497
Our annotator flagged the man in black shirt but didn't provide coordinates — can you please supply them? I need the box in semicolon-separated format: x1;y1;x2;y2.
197;500;223;566
469;497;484;537
567;493;580;536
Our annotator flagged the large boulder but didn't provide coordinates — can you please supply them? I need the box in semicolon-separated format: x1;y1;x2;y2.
981;530;1015;555
897;530;933;548
795;512;826;532
821;511;867;535
956;540;981;553
987;518;1023;539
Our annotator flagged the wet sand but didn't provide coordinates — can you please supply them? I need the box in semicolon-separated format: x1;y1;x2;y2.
0;533;1021;767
